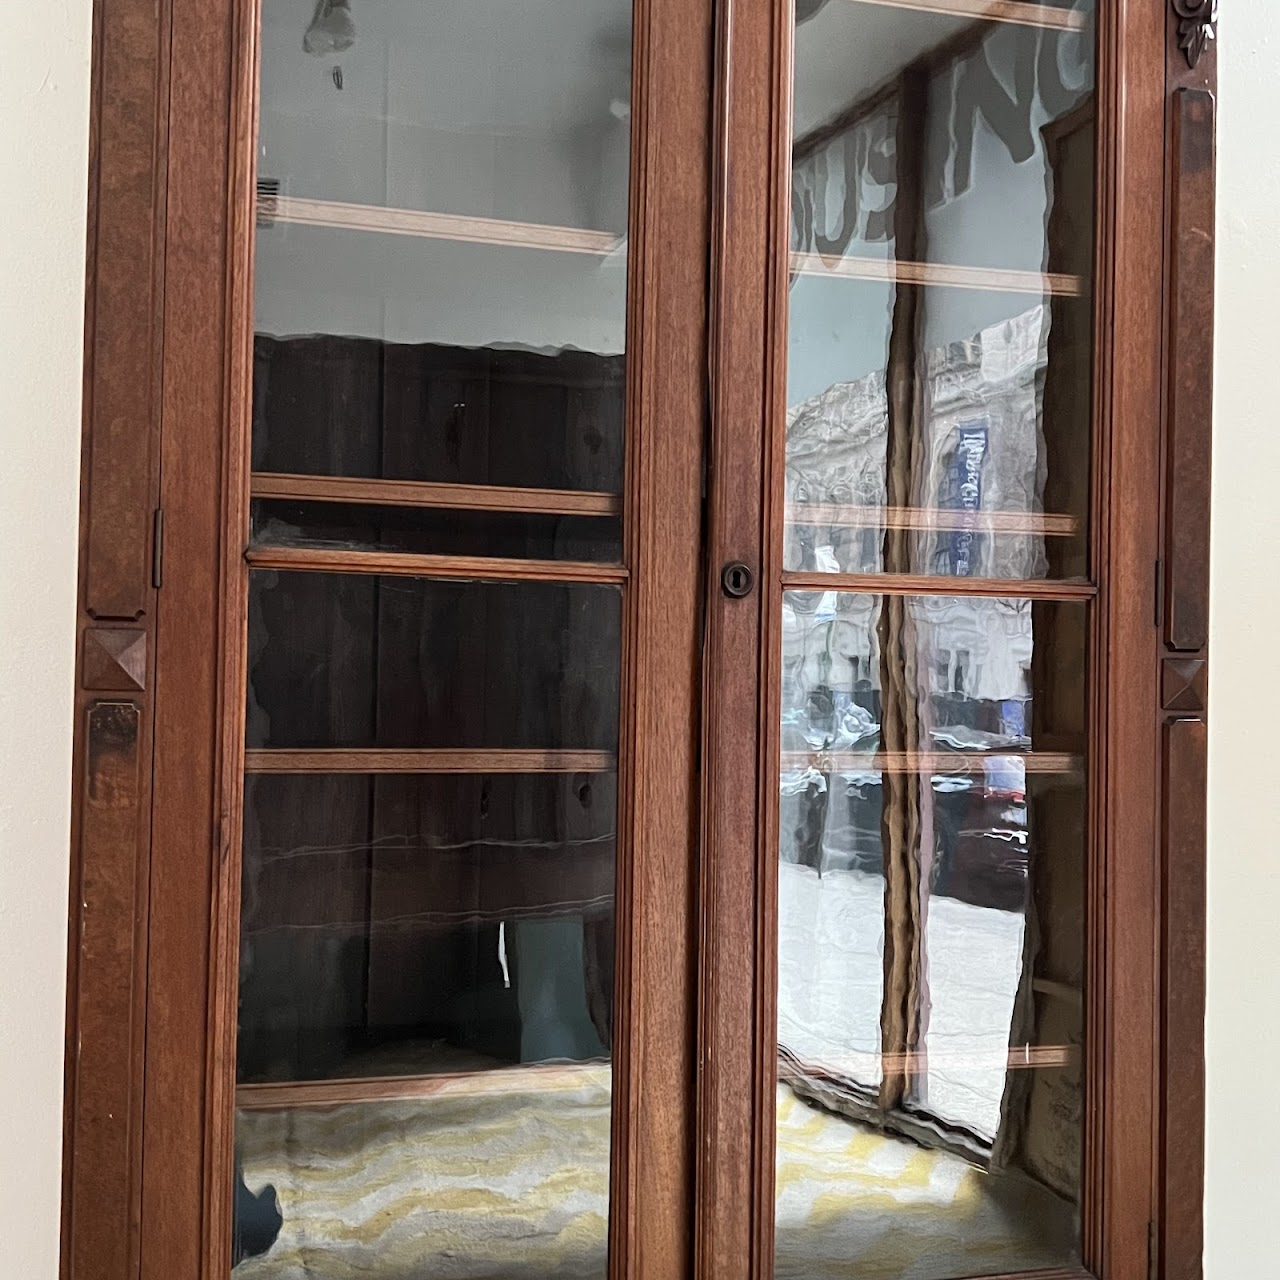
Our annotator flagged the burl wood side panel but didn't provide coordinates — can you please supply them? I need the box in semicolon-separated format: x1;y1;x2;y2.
1163;87;1215;653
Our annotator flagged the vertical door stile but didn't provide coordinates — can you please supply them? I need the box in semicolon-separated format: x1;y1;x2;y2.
204;0;262;1273
698;0;793;1270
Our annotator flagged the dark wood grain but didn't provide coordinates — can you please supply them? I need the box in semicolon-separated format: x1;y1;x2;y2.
1155;14;1217;1280
780;572;1097;599
65;703;146;1280
61;0;168;1275
696;0;791;1269
1160;717;1208;1280
1084;0;1168;1273
245;544;629;584
251;472;622;516
81;0;168;621
1163;88;1216;652
136;0;240;1275
244;748;617;774
63;0;1211;1274
607;0;712;1267
236;1062;607;1111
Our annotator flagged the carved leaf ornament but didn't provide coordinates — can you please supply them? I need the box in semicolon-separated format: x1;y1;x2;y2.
1172;0;1219;68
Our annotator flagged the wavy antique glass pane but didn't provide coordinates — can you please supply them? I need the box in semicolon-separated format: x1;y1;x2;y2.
250;499;623;562
787;0;1096;580
234;0;631;1271
777;591;1086;1278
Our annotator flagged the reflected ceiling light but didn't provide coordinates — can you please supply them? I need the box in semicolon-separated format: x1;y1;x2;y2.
304;0;355;56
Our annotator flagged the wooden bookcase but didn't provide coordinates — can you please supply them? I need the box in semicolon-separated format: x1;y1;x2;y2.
62;0;1216;1276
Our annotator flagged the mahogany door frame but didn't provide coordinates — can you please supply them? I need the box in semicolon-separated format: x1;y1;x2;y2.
61;1;1215;1279
64;0;713;1276
695;2;1217;1279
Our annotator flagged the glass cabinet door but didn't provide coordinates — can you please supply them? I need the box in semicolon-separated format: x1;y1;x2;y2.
228;1;702;1274
773;2;1095;1277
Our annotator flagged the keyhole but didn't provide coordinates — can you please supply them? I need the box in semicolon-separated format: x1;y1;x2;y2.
721;561;754;599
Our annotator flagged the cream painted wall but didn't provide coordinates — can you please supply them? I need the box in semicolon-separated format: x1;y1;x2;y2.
0;0;1273;1276
1205;4;1280;1276
0;1;92;1275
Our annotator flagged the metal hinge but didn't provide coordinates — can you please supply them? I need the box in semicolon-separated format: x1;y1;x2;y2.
152;508;164;590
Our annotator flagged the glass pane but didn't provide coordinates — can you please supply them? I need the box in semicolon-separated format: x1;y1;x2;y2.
251;499;623;563
234;0;631;1270
787;0;1095;580
246;572;621;753
252;338;625;494
239;772;617;1084
777;592;1086;1278
237;772;615;1277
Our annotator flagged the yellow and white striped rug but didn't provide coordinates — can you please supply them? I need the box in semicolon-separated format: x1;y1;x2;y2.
237;1068;1073;1279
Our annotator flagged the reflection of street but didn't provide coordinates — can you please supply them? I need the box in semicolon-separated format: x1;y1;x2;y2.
778;860;1025;1140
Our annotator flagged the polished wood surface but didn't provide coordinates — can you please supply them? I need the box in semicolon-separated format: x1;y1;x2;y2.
780;571;1097;599
236;1063;608;1112
259;193;622;254
245;544;629;585
1156;29;1218;1280
846;0;1088;30
251;472;623;516
1160;717;1208;1280
64;0;1210;1275
787;504;1080;536
236;1045;1075;1114
244;748;617;774
260;192;1084;298
783;749;1082;774
790;250;1084;296
62;0;167;1275
1164;88;1216;653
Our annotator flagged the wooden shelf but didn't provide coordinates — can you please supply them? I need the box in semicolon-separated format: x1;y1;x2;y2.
788;504;1080;537
244;748;617;775
783;749;1080;775
787;1043;1077;1081
252;472;622;518
846;0;1088;32
259;196;1082;297
245;543;628;585
236;1061;606;1112
780;571;1096;599
238;1042;1075;1113
258;194;623;256
790;250;1084;297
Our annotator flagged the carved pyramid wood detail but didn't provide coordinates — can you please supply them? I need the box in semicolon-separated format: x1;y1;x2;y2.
83;627;147;692
1161;657;1207;714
